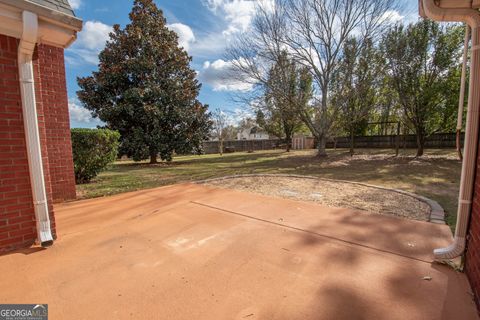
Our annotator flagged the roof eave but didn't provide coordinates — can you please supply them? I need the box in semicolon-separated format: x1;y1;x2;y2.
1;0;82;31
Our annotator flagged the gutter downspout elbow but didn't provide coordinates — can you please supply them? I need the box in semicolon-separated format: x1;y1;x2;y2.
18;11;54;247
421;0;480;260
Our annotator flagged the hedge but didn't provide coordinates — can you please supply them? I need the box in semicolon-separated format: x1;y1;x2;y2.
71;128;120;184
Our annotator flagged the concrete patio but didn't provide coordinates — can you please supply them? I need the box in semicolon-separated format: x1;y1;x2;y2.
0;183;477;319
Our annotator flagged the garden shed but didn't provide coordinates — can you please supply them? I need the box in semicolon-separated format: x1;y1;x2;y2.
0;0;81;252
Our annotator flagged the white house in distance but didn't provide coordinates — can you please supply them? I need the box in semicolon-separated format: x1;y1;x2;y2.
237;126;270;140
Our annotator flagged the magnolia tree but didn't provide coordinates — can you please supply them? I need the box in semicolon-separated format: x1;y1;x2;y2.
77;0;211;163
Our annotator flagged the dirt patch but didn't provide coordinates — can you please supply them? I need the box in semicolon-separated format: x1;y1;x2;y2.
203;175;431;221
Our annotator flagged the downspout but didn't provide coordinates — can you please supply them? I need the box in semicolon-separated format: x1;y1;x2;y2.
456;25;470;161
18;11;54;247
421;0;480;260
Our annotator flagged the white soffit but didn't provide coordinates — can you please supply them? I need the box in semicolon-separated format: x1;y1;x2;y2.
0;2;80;48
0;3;22;39
438;1;480;9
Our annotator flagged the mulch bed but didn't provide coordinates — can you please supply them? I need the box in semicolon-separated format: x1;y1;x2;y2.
203;175;431;221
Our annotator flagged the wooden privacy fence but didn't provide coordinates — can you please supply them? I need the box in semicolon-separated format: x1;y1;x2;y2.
326;133;463;149
201;133;461;155
203;139;284;154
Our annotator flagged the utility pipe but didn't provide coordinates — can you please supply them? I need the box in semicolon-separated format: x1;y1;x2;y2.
456;25;471;161
422;0;480;260
18;11;54;247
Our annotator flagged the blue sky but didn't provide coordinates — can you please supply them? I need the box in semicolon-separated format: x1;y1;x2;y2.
65;0;419;128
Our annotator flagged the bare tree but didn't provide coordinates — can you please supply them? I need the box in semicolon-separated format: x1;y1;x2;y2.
211;108;228;155
227;0;398;156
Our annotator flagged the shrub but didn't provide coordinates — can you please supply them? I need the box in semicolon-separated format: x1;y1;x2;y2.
71;128;120;184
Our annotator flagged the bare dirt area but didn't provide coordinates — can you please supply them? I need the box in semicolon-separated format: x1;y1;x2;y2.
203;175;431;221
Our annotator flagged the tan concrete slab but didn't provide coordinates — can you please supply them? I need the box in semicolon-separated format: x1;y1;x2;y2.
191;184;454;262
0;183;477;320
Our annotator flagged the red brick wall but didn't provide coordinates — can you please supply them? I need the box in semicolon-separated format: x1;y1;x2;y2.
466;138;480;309
0;34;76;253
33;44;76;202
0;35;38;252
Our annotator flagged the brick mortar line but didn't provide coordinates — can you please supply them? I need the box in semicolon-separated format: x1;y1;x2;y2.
195;173;446;224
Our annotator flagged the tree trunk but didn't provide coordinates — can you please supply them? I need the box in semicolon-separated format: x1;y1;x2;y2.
219;139;224;156
349;129;355;156
317;88;329;158
456;129;463;161
317;135;328;157
395;122;400;157
286;135;292;152
416;132;424;157
150;153;158;164
284;125;293;152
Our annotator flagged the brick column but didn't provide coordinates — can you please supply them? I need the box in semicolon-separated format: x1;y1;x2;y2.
33;44;76;202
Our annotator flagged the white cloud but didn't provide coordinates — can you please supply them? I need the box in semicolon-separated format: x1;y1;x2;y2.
190;32;231;58
77;21;112;51
380;10;404;24
379;9;420;26
221;1;256;36
69;0;82;10
68;98;98;124
66;20;112;65
203;0;274;37
66;48;101;65
203;0;224;11
214;108;254;127
233;107;254;120
192;1;275;57
167;23;196;51
199;59;254;92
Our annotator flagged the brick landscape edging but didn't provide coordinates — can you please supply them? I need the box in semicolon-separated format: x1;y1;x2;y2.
196;174;446;224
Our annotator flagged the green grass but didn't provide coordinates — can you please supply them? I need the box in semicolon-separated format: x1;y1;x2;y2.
76;148;462;229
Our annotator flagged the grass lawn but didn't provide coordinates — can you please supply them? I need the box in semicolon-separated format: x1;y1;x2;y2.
76;148;462;229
